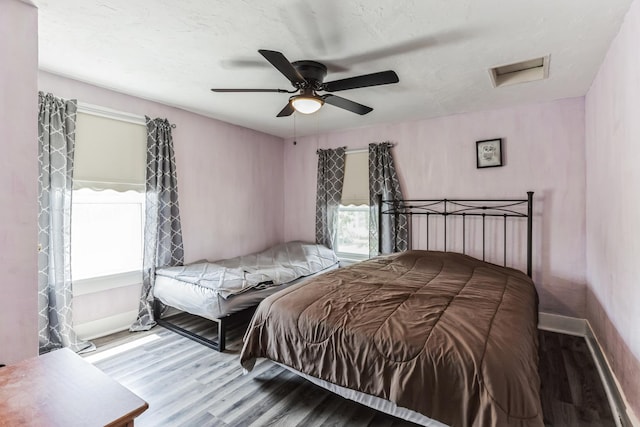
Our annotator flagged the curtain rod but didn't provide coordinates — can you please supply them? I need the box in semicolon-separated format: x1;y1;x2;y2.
316;142;396;154
77;102;177;128
346;148;367;154
348;142;395;153
316;143;396;155
77;102;146;126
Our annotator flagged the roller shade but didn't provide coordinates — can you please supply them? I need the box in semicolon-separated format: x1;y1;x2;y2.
341;151;369;206
73;112;146;191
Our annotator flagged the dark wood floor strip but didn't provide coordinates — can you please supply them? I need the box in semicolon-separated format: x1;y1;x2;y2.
538;331;615;427
85;313;615;427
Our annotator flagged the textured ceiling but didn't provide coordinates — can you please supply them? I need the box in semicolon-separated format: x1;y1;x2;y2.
34;0;633;138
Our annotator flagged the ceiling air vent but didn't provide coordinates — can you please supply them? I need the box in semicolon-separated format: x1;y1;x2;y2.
489;56;549;88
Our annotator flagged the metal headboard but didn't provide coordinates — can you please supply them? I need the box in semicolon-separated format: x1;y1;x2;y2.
379;192;533;277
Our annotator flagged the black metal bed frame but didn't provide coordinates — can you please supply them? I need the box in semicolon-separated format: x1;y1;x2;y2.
153;299;256;352
379;191;534;277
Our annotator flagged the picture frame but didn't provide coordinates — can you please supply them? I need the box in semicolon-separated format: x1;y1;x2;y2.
476;138;503;168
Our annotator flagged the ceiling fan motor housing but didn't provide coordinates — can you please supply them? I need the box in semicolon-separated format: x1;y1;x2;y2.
291;60;327;90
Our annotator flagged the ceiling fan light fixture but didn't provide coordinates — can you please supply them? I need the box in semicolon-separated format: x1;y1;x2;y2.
291;95;324;114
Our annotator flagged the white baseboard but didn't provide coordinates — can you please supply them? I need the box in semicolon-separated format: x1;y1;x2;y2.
538;312;587;336
75;306;184;341
538;312;634;427
75;309;139;341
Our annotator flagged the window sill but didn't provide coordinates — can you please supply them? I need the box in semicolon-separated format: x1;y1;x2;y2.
73;271;142;296
336;253;369;267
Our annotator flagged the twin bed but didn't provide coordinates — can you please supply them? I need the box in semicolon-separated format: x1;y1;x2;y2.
154;193;543;426
153;241;339;351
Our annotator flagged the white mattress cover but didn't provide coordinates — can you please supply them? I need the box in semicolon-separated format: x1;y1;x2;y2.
276;363;448;427
154;263;338;321
155;241;339;298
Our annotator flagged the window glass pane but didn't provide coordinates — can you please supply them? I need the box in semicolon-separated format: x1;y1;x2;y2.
71;189;144;280
336;205;369;256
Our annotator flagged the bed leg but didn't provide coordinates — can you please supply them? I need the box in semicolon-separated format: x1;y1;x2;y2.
153;299;162;320
217;317;227;352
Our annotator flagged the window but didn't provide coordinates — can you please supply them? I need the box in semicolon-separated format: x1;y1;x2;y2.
335;204;370;258
335;151;369;260
71;189;144;280
71;110;146;287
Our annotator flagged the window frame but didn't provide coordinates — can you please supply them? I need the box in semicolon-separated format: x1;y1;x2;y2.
334;204;370;261
71;188;145;285
70;107;147;292
73;270;143;297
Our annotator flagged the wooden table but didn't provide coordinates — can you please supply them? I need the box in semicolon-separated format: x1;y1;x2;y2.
0;348;148;426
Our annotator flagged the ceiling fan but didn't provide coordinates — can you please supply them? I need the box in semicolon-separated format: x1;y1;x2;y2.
211;49;399;117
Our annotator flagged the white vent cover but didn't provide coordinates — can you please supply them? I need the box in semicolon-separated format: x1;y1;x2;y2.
489;56;550;88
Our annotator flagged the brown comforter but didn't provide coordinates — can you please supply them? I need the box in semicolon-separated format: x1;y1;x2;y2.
240;251;543;427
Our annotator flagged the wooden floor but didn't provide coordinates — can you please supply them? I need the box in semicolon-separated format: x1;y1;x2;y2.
538;331;615;427
86;314;615;427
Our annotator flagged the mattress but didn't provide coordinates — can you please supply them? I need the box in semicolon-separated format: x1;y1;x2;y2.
277;362;447;427
153;241;339;320
240;250;543;427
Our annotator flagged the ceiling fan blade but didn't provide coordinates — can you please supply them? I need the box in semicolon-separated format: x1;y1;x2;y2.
277;102;295;117
323;70;399;92
258;49;306;86
210;88;291;93
322;94;373;115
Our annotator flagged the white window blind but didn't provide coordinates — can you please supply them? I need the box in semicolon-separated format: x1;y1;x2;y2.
341;151;369;206
74;112;146;191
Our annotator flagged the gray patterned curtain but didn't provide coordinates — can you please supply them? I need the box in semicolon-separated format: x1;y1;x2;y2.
315;147;346;249
37;92;94;354
131;117;184;331
368;142;408;257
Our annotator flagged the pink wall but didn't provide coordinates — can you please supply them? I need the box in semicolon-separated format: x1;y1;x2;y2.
39;72;285;263
0;0;39;363
284;98;587;317
585;0;640;419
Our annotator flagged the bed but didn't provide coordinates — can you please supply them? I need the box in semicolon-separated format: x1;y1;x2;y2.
239;193;544;426
153;241;339;351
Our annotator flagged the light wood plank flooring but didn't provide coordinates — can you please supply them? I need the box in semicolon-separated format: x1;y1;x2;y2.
85;313;615;426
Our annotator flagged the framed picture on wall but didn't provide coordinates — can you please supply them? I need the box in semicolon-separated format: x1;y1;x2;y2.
476;138;503;168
